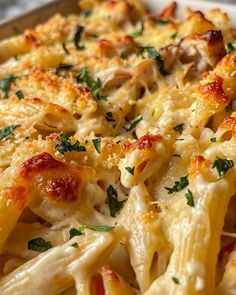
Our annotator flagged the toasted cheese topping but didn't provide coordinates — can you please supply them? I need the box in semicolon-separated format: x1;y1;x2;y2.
0;1;236;295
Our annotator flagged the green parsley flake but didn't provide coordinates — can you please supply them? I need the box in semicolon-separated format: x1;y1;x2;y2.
107;185;126;217
0;74;15;98
84;9;92;17
54;133;86;154
212;157;234;179
69;225;114;239
71;243;79;248
173;123;184;134
185;189;194;207
170;32;178;39
15;89;24;99
78;225;114;232
89;79;107;101
143;46;168;75
76;67;89;84
120;53;126;59
172;277;180;284
76;67;107;101
62;42;70;55
69;228;83;239
105;112;115;122
55;64;73;75
157;19;170;25
0;125;20;140
92;138;101;154
28;237;52;252
165;174;189;194
125;166;135;175
210;137;216;142
225;42;235;54
74;25;85;50
226;100;233;113
124;115;142;132
132;21;144;38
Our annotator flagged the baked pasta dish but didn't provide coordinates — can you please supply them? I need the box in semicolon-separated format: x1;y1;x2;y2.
0;0;236;294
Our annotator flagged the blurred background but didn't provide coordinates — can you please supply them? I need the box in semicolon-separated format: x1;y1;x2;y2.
0;0;52;20
0;0;235;22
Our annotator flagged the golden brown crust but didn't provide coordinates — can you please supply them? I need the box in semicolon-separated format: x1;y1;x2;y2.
180;30;226;68
19;152;64;178
2;185;29;209
220;115;236;137
122;134;162;153
189;155;210;178
15;153;91;205
98;35;137;58
199;75;229;106
159;2;177;19
90;273;105;295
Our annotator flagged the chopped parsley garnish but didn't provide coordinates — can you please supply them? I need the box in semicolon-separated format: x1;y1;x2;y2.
15;89;24;99
74;25;85;50
125;167;135;175
143;46;168;75
172;277;180;284
0;74;15;98
132;21;144;38
144;46;160;58
210;137;216;142
62;42;70;55
226;100;233;113
157;19;170;25
105;112;116;128
105;112;115;122
77;67;89;84
71;243;79;248
79;225;114;232
0;125;20;140
89;79;107;101
124;115;142;132
69;228;83;239
55;63;73;75
28;237;52;252
173;154;181;157
170;32;178;40
173;123;184;134
212;157;234;179
54;133;86;154
165;174;189;194
225;42;235;54
69;225;114;238
107;185;126;217
120;53;126;59
185;189;194;207
76;67;107;101
84;9;92;17
92;138;101;154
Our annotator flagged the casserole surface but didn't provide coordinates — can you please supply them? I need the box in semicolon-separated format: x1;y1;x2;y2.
0;1;235;294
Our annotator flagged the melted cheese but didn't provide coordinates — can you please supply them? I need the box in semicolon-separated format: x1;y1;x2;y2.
0;1;235;294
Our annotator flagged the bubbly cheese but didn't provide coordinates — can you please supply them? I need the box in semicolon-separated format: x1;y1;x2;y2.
0;1;235;294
